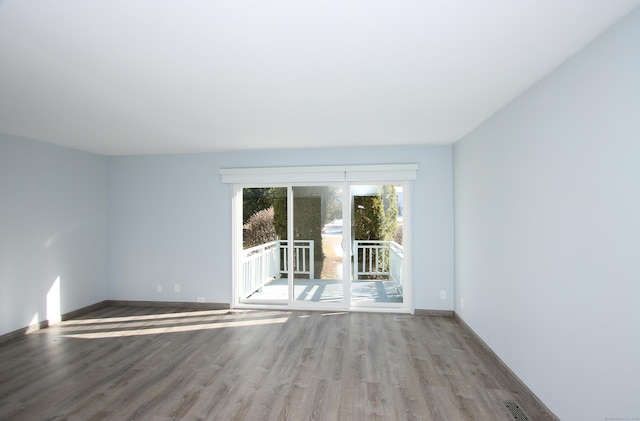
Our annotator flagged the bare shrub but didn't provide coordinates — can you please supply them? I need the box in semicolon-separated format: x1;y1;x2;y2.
243;206;278;248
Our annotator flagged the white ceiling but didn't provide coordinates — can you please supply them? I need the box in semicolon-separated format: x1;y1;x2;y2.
0;1;638;155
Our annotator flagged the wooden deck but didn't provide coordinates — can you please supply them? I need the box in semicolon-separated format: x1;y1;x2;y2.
0;305;555;420
245;278;403;304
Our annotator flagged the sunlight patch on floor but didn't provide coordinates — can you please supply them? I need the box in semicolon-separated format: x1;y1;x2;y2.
62;309;256;325
62;316;289;339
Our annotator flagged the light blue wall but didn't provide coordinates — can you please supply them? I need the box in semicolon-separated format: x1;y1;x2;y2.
107;145;454;310
1;135;453;333
0;133;108;336
454;7;640;421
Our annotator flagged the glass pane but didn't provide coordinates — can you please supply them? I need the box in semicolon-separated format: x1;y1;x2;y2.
293;186;343;303
240;187;288;303
351;184;404;304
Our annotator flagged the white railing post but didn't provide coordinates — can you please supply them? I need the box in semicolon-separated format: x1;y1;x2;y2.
309;240;314;280
388;241;404;292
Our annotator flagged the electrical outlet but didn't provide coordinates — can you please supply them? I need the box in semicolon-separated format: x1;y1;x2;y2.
440;290;446;300
197;297;205;303
174;284;181;293
157;285;162;293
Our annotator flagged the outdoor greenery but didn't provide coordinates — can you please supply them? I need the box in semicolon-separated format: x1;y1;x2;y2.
380;185;399;241
242;187;288;225
274;195;324;278
243;206;278;249
353;195;383;240
244;187;335;278
244;186;340;226
243;185;399;277
353;185;399;278
353;185;398;241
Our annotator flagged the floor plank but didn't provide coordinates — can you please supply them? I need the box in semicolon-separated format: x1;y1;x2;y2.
0;306;553;420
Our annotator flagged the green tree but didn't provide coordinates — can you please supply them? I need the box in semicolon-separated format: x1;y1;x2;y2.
273;194;287;240
352;186;398;277
273;192;325;278
242;188;274;225
353;195;384;240
353;185;397;241
380;185;398;241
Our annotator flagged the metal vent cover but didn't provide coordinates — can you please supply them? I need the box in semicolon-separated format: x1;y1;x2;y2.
394;315;416;322
502;401;530;421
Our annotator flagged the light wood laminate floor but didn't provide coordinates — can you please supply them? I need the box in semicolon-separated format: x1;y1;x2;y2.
0;306;553;420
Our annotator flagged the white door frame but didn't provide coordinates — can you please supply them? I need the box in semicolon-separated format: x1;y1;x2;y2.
223;164;417;313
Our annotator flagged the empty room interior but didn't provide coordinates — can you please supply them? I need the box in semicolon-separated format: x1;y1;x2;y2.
1;1;639;420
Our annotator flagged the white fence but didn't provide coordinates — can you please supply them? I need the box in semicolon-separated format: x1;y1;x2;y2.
240;240;314;299
241;239;404;299
241;242;280;299
353;240;404;291
278;240;314;279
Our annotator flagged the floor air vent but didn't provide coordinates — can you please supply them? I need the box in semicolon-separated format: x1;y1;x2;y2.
502;401;530;421
394;315;416;322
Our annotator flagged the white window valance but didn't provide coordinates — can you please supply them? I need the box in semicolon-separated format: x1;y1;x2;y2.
219;163;418;184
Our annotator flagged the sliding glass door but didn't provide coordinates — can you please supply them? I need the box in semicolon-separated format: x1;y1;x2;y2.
350;183;405;307
234;180;409;312
292;185;345;305
239;187;288;304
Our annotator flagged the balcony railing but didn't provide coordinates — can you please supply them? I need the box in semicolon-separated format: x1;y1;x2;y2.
240;240;314;299
278;240;314;278
240;242;280;300
240;239;403;299
353;240;403;292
